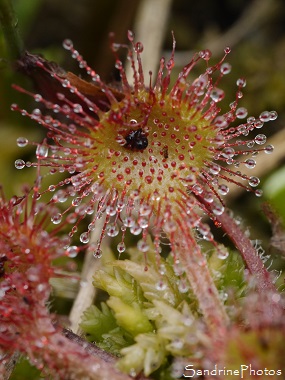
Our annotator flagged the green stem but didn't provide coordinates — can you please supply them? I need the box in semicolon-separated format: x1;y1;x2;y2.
0;0;23;59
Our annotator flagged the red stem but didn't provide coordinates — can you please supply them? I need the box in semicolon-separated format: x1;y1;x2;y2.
194;191;277;294
215;208;276;293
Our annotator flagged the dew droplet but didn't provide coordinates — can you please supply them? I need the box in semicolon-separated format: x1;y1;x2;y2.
245;158;256;169
116;200;126;212
184;174;196;185
105;205;116;216
115;60;123;70
173;262;183;277
209;163;221;175
210;88;224;102
31;108;42;119
123;216;135;228
111;43;120;52
92;248;102;258
117;242;126;253
178;281;189;293
192;184;203;195
138;218;149;228
66;246;79;258
130;225;142;235
137;240;149;253
218;184;229;195
61;79;70;89
269;111;278;120
106;223;119;237
36;144;49;159
236;78;246;87
85;205;94;215
255;189;263;197
248;176;260;187
212;203;224;216
139;204;152;216
156;280;167;291
203;191;214;203
264;144;274;154
253;120;263;129
63;39;73;50
55;190;68;203
198;223;210;236
127;30;135;41
199;49;211;60
259;111;271;122
80;232;90;244
17;137;28;147
15;159;25;169
247;140;254;148
214;116;228;129
73;103;83;113
164;220;177;233
220;62;231;75
235;107;248;119
87;222;95;232
217;246;229;259
135;42;144;53
51;213;62;224
72;197;82;206
254;134;267;145
129;369;137;378
219;291;228;302
222;147;235;159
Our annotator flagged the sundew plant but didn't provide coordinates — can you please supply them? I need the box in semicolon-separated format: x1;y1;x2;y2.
0;3;285;380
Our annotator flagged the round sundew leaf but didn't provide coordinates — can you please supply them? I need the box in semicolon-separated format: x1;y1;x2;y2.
11;34;277;258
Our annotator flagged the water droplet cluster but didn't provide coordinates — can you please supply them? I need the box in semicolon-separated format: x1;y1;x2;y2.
0;184;74;343
11;31;276;257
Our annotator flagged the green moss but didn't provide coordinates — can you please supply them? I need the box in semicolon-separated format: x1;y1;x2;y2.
80;241;200;378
